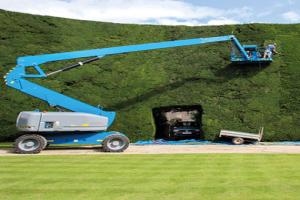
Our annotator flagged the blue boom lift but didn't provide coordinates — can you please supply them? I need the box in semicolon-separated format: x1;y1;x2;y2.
4;35;272;154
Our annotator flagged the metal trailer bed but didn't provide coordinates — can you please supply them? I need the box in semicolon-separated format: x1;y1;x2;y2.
219;127;264;145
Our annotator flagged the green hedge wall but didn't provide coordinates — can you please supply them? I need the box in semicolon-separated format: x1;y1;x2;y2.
0;10;299;141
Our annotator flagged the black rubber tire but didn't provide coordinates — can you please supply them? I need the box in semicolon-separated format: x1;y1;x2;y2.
232;137;244;145
14;134;45;154
41;136;48;150
102;134;130;152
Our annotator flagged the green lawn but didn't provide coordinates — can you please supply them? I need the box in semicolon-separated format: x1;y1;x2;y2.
0;154;299;200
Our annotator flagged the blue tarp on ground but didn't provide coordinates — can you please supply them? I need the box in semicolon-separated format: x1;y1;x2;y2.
135;139;218;145
261;141;300;145
134;139;300;145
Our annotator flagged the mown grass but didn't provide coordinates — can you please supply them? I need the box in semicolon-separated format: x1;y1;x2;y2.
0;154;299;200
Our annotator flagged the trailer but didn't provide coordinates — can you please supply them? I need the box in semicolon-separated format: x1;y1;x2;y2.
219;127;264;145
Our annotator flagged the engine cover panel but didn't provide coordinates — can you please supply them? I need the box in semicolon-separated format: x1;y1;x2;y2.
16;111;108;132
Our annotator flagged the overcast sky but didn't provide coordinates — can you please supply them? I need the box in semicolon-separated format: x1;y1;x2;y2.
0;0;299;26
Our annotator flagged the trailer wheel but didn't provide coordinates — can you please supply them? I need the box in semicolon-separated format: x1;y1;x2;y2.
102;134;129;152
14;134;45;154
232;137;244;145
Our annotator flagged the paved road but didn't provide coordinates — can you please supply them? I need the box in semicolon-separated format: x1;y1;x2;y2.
1;144;300;155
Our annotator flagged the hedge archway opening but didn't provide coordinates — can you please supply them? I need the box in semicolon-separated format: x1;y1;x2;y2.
152;105;203;140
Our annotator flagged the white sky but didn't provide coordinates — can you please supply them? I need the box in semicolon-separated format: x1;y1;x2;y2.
0;0;299;26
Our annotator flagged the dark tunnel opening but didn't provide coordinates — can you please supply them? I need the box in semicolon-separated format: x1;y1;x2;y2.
152;105;203;140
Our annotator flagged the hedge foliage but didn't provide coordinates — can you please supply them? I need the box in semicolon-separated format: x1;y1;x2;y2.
0;10;299;141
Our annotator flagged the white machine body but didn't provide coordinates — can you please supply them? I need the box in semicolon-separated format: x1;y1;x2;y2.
16;111;108;132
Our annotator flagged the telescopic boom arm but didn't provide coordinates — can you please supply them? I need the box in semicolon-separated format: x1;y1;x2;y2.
4;35;259;128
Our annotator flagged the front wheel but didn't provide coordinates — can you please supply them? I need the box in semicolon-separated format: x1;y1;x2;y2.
102;134;130;152
14;134;46;154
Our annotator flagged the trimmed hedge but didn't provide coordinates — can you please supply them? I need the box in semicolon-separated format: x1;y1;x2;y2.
0;10;299;141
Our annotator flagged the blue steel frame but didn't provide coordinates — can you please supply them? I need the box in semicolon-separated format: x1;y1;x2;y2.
4;35;271;145
44;131;124;145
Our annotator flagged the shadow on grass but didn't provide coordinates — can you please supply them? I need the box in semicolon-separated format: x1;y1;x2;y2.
0;145;104;154
46;145;103;152
215;62;269;80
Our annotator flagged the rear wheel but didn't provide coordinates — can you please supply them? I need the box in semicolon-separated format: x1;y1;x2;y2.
14;134;45;154
102;134;129;152
232;137;244;145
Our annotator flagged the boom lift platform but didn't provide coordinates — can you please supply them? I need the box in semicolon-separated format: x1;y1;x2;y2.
4;35;272;154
